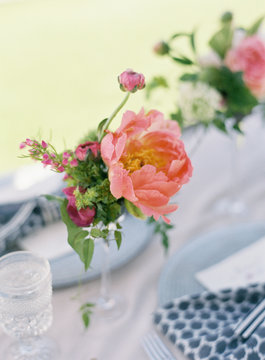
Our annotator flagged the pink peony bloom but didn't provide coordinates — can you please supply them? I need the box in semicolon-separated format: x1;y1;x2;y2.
63;187;95;227
225;35;265;98
118;69;145;93
75;141;100;161
101;108;192;223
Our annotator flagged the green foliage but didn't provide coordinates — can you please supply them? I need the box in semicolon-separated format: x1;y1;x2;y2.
80;303;95;329
170;109;184;129
148;217;173;253
200;66;258;116
145;76;169;99
74;179;122;225
171;56;193;65
209;23;233;58
247;16;264;35
78;130;98;143
124;199;146;220
60;199;93;270
179;73;198;82
114;230;122;249
96;118;108;141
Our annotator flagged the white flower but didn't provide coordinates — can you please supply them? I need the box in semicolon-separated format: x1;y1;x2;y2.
198;51;222;68
179;81;223;125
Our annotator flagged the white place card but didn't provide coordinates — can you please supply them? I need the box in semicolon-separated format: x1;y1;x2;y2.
196;236;265;291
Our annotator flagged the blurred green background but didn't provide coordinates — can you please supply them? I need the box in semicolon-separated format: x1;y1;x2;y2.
0;0;263;172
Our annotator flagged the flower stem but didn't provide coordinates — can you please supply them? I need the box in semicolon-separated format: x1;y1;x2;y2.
99;92;130;141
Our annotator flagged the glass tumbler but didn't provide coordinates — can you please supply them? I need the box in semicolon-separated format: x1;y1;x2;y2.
0;251;57;360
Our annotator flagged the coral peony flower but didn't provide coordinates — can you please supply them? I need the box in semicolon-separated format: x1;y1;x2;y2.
225;35;265;98
101;108;192;223
63;187;95;227
75;141;100;161
118;69;145;93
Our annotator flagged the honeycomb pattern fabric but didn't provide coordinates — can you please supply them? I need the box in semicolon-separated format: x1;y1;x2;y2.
154;283;265;360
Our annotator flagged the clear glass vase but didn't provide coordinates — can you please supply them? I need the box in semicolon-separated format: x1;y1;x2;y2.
211;121;248;217
0;251;58;360
85;218;126;322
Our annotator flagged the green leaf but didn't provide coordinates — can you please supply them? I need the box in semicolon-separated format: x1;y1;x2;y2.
190;32;196;53
179;73;198;82
90;228;104;238
233;122;244;134
80;302;95;311
200;66;258;115
43;194;64;204
247;16;264;35
124;199;146;220
209;23;233;58
170;109;184;128
116;222;122;230
114;230;122;250
82;312;90;328
83;238;94;271
162;233;169;253
145;76;169;99
171;56;193;65
212;118;227;133
60;200;89;267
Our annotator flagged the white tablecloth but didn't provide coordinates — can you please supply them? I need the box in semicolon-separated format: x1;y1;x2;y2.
1;113;265;360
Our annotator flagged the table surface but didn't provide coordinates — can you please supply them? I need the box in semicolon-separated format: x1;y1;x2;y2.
1;113;265;360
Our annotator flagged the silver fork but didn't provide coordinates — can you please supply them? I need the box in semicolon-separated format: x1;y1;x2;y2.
141;332;176;360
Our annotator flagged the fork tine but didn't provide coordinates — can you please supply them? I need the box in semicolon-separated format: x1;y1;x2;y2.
141;335;161;360
146;333;167;358
152;332;175;358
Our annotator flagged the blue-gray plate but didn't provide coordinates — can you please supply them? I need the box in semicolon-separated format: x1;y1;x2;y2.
158;222;265;306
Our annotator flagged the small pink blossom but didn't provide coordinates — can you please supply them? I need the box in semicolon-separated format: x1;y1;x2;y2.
70;159;78;167
62;158;69;166
43;153;49;160
25;138;34;146
57;166;65;173
42;159;52;166
118;69;145;93
41;140;48;149
75;141;100;161
63;152;71;159
19;142;26;149
50;153;56;158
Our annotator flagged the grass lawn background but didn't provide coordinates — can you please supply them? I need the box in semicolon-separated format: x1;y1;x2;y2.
0;0;263;172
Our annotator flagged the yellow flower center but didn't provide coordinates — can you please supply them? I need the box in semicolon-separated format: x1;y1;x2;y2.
121;148;165;173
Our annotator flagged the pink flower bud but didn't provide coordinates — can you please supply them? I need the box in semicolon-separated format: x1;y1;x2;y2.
118;69;145;93
43;153;49;160
62;187;95;227
75;141;100;161
19;142;26;149
153;41;170;55
41;140;48;149
62;158;69;166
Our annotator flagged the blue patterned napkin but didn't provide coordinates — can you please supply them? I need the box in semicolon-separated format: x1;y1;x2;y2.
154;283;265;359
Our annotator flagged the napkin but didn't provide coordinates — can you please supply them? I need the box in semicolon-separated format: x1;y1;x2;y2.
154;283;265;360
0;196;61;252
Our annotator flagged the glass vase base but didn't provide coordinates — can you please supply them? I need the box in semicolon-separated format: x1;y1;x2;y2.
4;337;59;360
92;294;126;321
212;196;248;217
